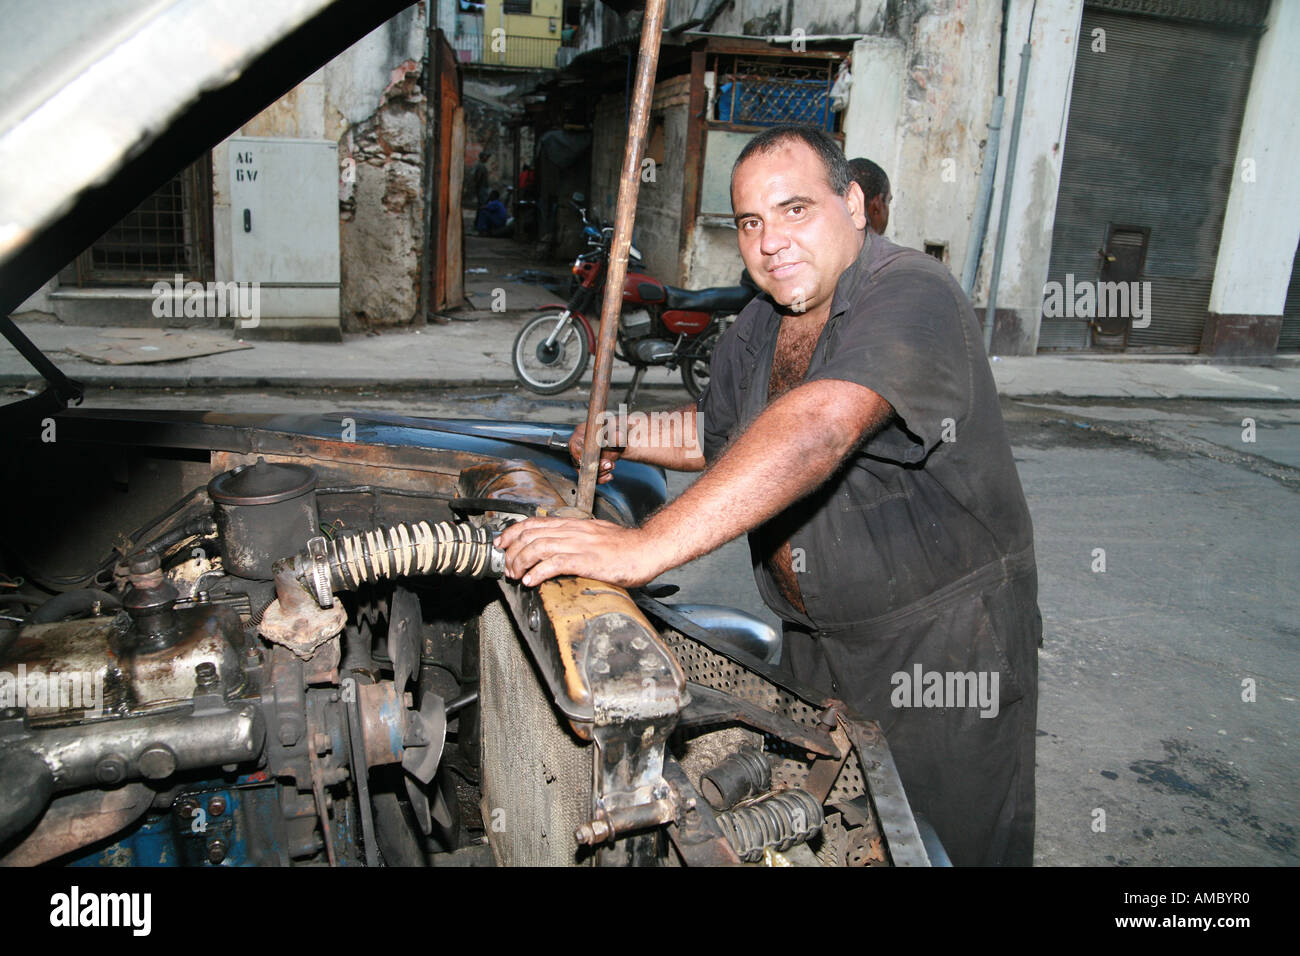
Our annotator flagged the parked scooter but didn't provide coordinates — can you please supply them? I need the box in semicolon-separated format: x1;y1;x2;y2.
511;195;756;401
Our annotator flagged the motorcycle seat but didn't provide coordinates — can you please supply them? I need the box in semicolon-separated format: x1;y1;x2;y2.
662;284;755;314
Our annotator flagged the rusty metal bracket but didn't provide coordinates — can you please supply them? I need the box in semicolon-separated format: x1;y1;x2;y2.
581;608;685;865
662;759;743;866
679;682;837;757
802;705;853;804
843;720;930;867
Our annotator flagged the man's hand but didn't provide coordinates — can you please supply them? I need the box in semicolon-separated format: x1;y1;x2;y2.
568;421;622;484
498;517;667;587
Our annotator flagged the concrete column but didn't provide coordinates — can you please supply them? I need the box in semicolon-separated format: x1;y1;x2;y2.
842;36;905;187
978;0;1084;355
1204;0;1300;357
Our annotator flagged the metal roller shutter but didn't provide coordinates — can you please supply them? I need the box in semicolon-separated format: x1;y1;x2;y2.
1040;4;1261;351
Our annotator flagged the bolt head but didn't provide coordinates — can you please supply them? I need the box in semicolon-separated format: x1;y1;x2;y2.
279;718;302;747
206;838;228;864
207;795;227;818
138;745;177;780
95;755;128;785
195;661;218;689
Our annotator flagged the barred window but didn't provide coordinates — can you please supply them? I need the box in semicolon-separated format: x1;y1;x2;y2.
698;53;845;218
712;56;839;132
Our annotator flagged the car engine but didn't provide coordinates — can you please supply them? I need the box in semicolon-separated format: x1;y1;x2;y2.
0;456;506;866
0;420;930;867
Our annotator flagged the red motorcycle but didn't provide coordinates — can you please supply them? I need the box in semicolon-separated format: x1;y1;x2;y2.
511;196;755;401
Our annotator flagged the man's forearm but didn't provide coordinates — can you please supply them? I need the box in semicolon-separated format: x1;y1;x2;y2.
640;380;889;570
613;402;708;472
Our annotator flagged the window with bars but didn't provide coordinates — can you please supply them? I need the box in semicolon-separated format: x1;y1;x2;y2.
711;55;840;133
697;52;846;218
75;155;213;284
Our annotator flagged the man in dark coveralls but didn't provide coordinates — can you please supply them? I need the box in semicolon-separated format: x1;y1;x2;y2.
498;125;1041;866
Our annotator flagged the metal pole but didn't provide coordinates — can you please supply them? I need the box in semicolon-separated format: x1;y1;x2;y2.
576;0;667;514
961;95;1004;296
983;40;1032;355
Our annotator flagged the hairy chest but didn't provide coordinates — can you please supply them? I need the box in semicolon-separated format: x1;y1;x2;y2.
768;319;827;400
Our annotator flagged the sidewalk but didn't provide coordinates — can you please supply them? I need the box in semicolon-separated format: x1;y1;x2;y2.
6;229;1300;401
8;316;1299;400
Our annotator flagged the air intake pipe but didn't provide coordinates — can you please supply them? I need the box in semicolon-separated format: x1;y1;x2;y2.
288;520;505;608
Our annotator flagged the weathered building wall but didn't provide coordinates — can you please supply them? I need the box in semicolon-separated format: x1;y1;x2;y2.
591;74;692;283
215;6;430;330
693;0;1086;355
336;61;426;329
669;0;1008;292
844;1;1002;282
705;0;887;36
1207;0;1300;354
975;0;1084;355
683;225;747;291
328;9;428;329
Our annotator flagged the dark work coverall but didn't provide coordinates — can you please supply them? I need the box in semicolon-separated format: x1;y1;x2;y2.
698;232;1041;866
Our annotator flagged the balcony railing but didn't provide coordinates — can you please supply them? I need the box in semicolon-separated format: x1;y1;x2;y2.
453;32;562;69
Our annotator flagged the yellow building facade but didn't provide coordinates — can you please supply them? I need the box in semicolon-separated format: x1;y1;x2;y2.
480;0;562;69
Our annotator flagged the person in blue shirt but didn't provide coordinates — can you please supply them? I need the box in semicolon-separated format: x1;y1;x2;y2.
475;190;512;237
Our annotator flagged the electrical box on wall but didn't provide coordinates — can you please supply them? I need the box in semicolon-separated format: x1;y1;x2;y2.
228;137;340;340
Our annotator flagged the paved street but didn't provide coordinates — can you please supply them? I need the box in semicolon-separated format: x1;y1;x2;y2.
70;383;1300;867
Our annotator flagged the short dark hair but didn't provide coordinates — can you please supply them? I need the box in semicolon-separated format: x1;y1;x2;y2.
848;157;890;202
731;125;853;198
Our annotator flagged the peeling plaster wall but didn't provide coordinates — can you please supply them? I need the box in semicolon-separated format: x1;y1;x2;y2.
337;61;427;329
328;8;427;329
684;0;1004;290
705;0;890;36
215;7;432;330
862;1;1002;279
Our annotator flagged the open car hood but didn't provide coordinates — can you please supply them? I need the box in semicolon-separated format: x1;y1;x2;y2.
0;0;415;419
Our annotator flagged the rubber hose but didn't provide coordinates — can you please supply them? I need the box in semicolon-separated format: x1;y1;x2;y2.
31;589;122;624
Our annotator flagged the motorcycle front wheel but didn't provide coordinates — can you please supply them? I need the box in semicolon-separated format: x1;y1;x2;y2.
512;311;590;394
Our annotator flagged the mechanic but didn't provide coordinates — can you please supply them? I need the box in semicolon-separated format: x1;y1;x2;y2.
499;125;1041;866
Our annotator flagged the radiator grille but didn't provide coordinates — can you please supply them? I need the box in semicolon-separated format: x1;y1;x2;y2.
478;599;592;866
